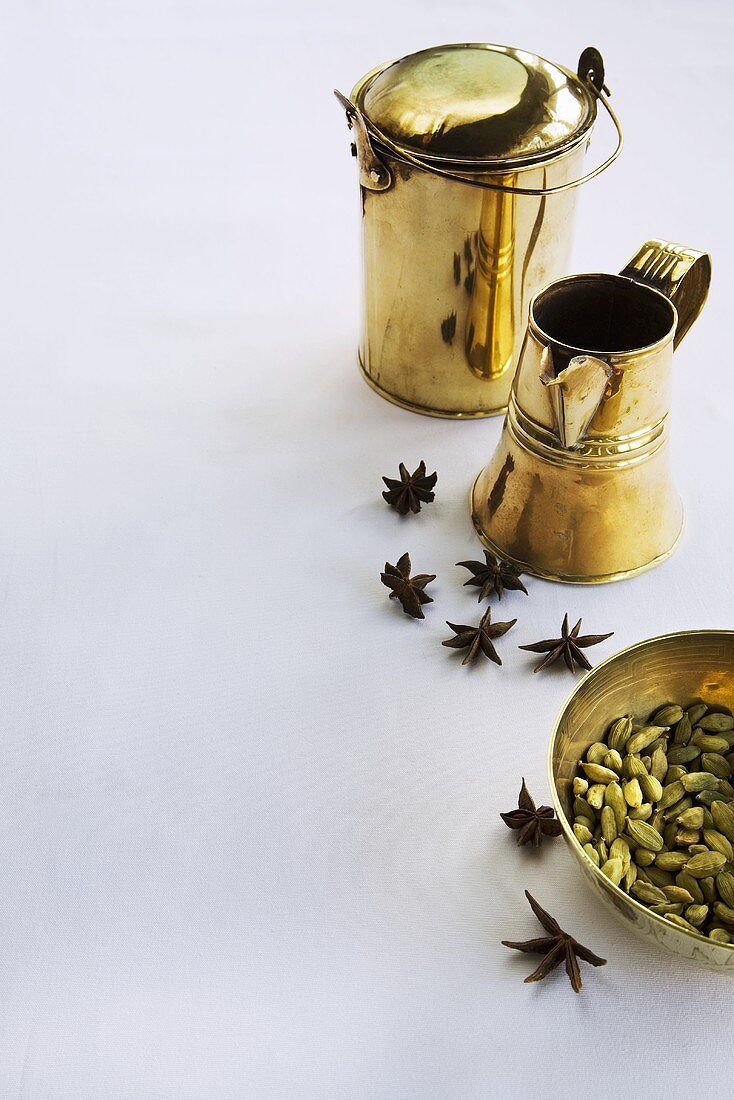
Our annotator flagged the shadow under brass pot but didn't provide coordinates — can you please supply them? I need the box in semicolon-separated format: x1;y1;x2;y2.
548;629;734;971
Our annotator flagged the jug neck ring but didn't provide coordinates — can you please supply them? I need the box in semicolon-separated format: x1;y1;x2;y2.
507;392;669;469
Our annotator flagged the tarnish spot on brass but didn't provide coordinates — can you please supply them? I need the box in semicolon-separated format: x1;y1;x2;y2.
441;311;457;345
398;163;412;182
453;253;461;286
464;269;475;296
488;454;515;517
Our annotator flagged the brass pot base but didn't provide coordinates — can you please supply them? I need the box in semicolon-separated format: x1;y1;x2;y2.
358;356;506;420
470;474;685;585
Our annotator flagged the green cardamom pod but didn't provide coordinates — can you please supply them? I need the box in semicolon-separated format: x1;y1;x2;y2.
676;871;705;904
659;780;685;810
626;725;667;755
622;778;643;809
650;746;669;783
623;754;648;781
684;904;709;927
666;745;701;766
631;881;667;904
701;753;732;778
711;800;734;843
639;774;663;803
713;901;734;925
629;803;653;821
676;806;705;829
607;715;633;754
625;819;664;852
604;781;627;831
600;857;624;886
691;733;730;753
716;870;734;909
581;762;619;785
600;805;618;845
696;713;734;733
681;772;720;793
609;837;631;873
633;848;656;867
709;927;731;943
583;842;600;867
673;713;693;745
654;851;689;872
665;913;698;932
653;704;683;727
702;829;734;862
684;851;728;878
587;741;611;765
663;885;695;905
572;776;589;797
687;703;708;725
573;822;594;845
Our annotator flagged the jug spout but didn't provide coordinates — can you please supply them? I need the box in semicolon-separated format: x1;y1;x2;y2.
540;347;615;449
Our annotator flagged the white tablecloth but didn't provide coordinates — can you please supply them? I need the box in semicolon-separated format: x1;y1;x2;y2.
1;1;733;1096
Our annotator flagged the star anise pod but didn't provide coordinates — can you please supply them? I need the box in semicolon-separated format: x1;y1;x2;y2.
381;461;437;516
500;779;562;847
519;613;613;673
442;607;516;665
456;549;528;601
381;552;435;619
502;890;606;993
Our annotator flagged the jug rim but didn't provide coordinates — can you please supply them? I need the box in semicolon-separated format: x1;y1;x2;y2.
529;272;678;360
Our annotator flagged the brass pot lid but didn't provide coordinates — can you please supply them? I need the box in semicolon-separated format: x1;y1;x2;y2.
353;43;597;168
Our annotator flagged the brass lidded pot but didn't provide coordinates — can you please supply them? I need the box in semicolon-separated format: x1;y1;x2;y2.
336;43;623;418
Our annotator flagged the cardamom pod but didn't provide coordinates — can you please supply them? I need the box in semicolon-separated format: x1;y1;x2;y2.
653;704;683;727
609;837;631;873
709;927;732;943
663;885;695;905
684;904;709;927
665;913;698;933
654;851;689;872
701;752;732;778
633;848;656;867
631;881;667;905
625;819;664;852
580;762;619;785
623;754;648;781
673;713;693;745
629;803;653;821
684;851;728;878
676;871;705;904
696;713;734;733
691;733;730;753
572;777;589;797
711;800;734;843
713;901;734;925
601;805;618;845
639;774;663;803
573;822;594;845
703;829;734;862
622;778;643;809
600;857;624;886
676;806;705;829
607;715;633;754
666;745;701;766
649;902;684;916
587;741;611;765
604;781;627;831
650;746;669;783
583;843;600;867
659;780;685;810
681;772;720;793
626;725;668;755
687;703;708;726
716;870;734;909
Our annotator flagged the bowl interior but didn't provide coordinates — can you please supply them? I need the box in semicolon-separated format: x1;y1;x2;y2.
550;632;734;962
550;631;734;824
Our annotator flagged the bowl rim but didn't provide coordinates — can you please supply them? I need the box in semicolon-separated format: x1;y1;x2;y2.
547;628;734;952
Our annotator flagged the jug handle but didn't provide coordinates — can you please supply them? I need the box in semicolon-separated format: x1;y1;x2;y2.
619;240;712;348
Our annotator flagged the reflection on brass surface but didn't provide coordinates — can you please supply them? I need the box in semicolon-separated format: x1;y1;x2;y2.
337;44;623;418
472;239;712;581
548;631;734;972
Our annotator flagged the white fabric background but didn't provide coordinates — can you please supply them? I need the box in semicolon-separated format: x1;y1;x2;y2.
0;1;733;1096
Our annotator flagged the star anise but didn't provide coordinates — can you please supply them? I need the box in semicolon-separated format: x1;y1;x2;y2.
381;461;437;515
500;779;562;847
502;890;606;993
456;549;528;602
381;552;435;619
442;607;516;665
519;613;613;673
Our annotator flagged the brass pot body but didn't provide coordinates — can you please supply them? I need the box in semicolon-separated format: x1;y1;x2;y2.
471;240;712;582
549;630;734;971
357;143;587;418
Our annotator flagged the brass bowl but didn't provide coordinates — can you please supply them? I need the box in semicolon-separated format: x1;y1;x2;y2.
548;630;734;971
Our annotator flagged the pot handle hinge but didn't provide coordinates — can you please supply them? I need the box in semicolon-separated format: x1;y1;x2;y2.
334;89;392;192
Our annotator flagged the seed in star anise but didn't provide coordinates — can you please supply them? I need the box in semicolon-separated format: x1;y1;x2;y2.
381;461;437;516
500;779;562;847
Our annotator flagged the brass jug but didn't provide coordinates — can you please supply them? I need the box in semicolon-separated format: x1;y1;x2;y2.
336;43;623;418
471;240;712;582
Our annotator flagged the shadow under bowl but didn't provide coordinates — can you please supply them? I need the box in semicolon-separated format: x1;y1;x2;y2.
548;629;734;972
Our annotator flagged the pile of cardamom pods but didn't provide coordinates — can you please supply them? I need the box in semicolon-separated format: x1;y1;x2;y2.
572;702;734;943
